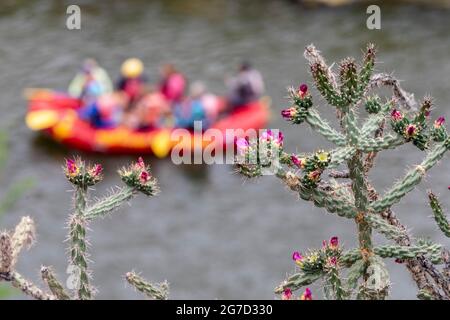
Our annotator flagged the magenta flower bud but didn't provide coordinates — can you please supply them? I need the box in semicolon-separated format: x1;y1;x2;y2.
282;288;292;300
140;171;150;183
405;124;417;137
236;138;249;153
281;107;297;120
329;236;339;248
301;288;312;300
137;157;145;168
299;84;308;97
391;109;403;121
292;251;303;262
291;155;302;168
92;164;103;177
434;116;445;128
276;131;284;146
322;240;328;248
66;159;78;176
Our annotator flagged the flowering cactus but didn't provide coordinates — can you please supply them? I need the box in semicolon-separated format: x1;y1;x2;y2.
236;44;450;300
0;157;167;300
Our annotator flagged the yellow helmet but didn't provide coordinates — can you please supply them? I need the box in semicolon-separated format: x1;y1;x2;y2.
121;58;144;78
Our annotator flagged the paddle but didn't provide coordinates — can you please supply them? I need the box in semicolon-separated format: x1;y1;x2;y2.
25;110;60;131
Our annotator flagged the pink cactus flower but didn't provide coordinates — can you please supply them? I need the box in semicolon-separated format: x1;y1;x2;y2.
291;155;302;168
140;171;150;183
300;288;312;300
405;124;417;137
434;116;445;128
329;236;339;249
66;159;78;176
299;84;308;98
137;157;145;168
282;288;292;300
292;251;303;262
92;164;103;177
260;130;283;147
236;138;249;154
391;109;403;121
281;107;297;120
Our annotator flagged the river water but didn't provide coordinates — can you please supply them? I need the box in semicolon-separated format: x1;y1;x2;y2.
1;0;449;299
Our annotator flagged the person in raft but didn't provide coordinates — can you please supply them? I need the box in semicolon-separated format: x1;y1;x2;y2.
159;63;186;104
226;61;264;109
68;58;113;104
79;91;129;128
122;86;171;130
116;58;148;107
173;81;212;130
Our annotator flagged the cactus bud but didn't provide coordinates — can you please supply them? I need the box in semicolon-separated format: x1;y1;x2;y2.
329;236;339;249
292;251;303;262
300;288;313;300
281;288;292;300
119;157;159;196
391;109;403;121
434;116;445;128
64;158;102;187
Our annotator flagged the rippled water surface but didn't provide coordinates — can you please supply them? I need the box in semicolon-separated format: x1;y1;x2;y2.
1;1;449;299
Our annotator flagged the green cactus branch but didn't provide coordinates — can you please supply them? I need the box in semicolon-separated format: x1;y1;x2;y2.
125;272;169;300
328;147;356;168
274;271;323;294
370;139;450;213
84;186;136;220
41;266;70;300
305;110;346;146
357;134;404;152
428;191;450;237
364;214;408;242
341;243;442;266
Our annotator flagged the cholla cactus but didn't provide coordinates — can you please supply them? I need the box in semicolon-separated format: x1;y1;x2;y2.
0;157;167;300
236;44;450;300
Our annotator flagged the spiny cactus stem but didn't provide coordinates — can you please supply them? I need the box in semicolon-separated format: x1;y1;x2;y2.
305;110;346;146
11;216;36;267
70;186;91;300
0;232;13;273
7;271;55;300
41;266;71;300
428;191;450;237
125;272;169;300
274;272;322;294
84;186;136;221
327;267;346;300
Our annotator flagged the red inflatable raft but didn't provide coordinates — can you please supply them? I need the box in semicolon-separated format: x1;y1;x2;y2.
25;90;270;157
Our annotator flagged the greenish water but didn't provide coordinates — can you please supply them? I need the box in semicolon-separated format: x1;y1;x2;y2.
0;0;449;299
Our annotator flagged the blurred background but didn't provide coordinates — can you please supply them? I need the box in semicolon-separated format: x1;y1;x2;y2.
0;0;449;299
